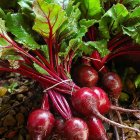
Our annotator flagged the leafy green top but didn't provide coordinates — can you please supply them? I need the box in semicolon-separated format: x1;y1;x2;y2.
0;0;140;75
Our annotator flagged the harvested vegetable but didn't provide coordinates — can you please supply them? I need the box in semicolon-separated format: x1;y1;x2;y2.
0;0;140;139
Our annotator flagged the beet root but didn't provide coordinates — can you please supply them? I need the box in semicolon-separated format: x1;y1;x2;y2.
91;87;111;114
87;116;108;140
102;72;122;99
63;117;89;140
72;87;140;133
27;109;55;140
73;65;98;87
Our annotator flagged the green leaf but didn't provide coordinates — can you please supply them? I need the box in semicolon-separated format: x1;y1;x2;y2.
18;0;33;12
87;40;110;57
77;19;96;38
53;0;70;9
33;0;67;38
122;24;140;44
33;63;48;75
129;7;140;19
123;0;140;9
0;46;23;61
56;2;81;41
99;3;129;40
40;45;49;60
135;74;140;88
0;8;6;19
121;7;140;44
0;38;10;46
57;2;94;43
18;0;34;18
0;18;7;34
75;0;103;19
6;13;40;49
0;18;12;42
84;0;103;18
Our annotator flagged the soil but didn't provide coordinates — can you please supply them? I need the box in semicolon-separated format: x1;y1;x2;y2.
0;72;140;140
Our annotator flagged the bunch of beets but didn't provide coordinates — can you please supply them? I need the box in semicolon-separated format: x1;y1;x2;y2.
0;0;140;140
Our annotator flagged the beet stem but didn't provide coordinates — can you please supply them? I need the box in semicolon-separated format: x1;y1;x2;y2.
113;99;125;140
41;93;50;111
115;110;125;140
111;105;140;113
109;112;120;140
43;79;72;92
54;92;71;118
95;111;140;133
48;90;68;119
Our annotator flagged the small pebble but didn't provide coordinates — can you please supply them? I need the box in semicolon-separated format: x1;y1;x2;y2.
9;109;16;115
3;114;16;127
133;123;140;129
20;106;27;113
12;101;20;106
16;94;24;101
2;96;10;103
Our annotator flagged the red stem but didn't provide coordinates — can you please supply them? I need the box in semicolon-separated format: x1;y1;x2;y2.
41;93;50;111
1;34;61;80
33;50;55;71
108;32;122;47
107;51;140;61
109;36;130;51
48;90;70;119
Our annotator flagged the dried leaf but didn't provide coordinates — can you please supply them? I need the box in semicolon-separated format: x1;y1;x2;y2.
0;87;7;96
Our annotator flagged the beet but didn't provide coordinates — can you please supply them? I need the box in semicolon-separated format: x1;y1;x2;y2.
27;109;55;140
72;87;99;116
102;72;123;98
54;118;65;134
91;87;111;114
87;116;108;140
63;117;89;140
72;87;140;133
73;65;98;87
91;87;140;114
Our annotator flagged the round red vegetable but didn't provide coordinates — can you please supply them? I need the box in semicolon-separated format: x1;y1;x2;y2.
102;72;122;98
73;65;98;87
71;87;140;132
63;117;89;140
91;87;111;114
87;116;108;140
72;87;99;116
27;109;55;140
54;118;65;134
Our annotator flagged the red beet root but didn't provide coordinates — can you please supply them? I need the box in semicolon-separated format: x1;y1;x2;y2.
87;116;108;140
73;65;98;87
72;87;140;132
91;87;111;114
102;72;122;98
55;118;65;134
27;109;55;140
64;117;89;140
92;87;140;114
72;87;99;116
